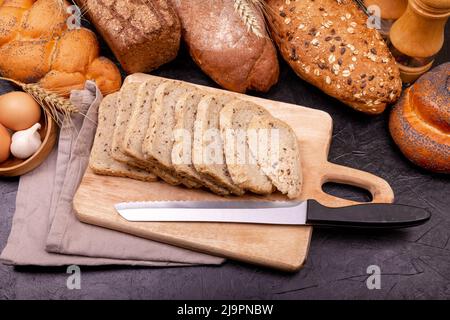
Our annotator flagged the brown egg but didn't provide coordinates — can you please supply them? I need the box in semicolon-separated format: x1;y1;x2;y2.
0;123;11;163
0;92;41;131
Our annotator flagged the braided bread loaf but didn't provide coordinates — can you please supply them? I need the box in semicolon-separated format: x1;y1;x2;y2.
389;63;450;173
0;0;122;96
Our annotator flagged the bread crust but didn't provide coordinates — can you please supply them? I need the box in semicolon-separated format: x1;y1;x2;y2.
389;63;450;173
266;0;402;114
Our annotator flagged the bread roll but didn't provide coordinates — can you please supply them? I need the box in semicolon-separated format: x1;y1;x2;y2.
389;62;449;173
0;0;121;96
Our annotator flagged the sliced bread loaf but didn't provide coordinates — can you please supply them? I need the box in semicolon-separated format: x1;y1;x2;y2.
193;94;244;195
143;81;201;188
124;80;182;186
90;93;157;182
172;91;230;195
220;99;274;194
247;115;302;199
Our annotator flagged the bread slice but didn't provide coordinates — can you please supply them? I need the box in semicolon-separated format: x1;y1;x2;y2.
143;81;201;188
193;94;244;195
123;80;181;186
109;81;156;179
111;81;141;163
220;99;274;194
89;93;157;182
247;115;302;199
172;91;230;195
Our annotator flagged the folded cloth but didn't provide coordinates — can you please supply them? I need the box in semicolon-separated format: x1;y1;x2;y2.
0;81;224;266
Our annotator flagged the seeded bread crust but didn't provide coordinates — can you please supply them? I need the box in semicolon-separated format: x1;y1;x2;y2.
389;62;450;173
267;0;402;114
193;94;245;195
143;81;201;188
90;93;157;182
220;99;274;194
247;115;302;199
172;92;230;195
124;80;182;185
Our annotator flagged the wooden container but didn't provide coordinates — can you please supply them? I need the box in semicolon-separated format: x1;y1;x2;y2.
364;0;408;37
365;0;408;20
389;0;450;83
0;110;57;177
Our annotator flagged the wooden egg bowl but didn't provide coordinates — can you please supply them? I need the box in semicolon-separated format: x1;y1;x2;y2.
0;110;57;177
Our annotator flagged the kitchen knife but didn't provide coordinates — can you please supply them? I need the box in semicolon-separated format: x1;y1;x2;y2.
114;200;431;229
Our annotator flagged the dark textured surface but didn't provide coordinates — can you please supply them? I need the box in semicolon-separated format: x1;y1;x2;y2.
0;20;449;299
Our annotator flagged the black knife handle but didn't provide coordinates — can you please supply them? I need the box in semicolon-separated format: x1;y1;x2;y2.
306;200;431;229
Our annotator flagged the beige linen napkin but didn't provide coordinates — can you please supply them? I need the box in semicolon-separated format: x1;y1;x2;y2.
0;81;224;266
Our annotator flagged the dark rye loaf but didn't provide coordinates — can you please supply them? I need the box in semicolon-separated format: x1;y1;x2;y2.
76;0;180;73
267;0;402;114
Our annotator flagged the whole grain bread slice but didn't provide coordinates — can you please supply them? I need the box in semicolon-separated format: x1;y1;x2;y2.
192;94;244;195
89;93;157;182
111;82;143;163
220;99;274;194
109;81;156;180
123;80;181;186
172;91;230;195
247;115;302;199
143;81;201;188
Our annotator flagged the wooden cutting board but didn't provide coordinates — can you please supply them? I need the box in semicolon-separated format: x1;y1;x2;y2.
74;75;394;272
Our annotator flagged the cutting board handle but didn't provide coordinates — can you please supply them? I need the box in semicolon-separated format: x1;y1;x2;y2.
313;162;394;207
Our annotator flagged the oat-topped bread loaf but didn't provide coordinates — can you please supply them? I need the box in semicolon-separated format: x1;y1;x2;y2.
0;0;121;96
90;93;157;182
389;62;450;173
220;100;274;194
171;0;279;93
266;0;402;114
143;81;201;188
247;115;302;199
76;0;181;74
172;92;230;195
193;94;245;195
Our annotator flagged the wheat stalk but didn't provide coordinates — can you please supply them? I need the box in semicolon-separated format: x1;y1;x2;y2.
0;77;79;127
234;0;265;38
